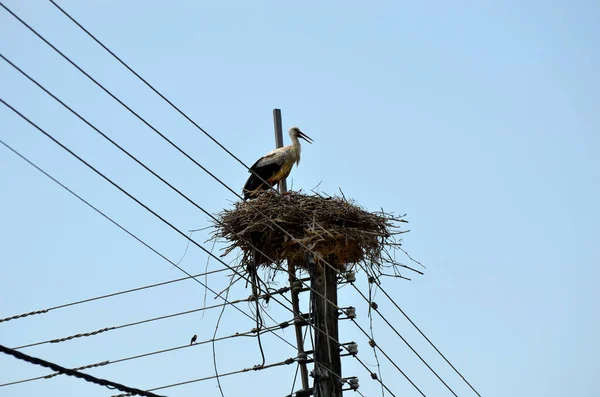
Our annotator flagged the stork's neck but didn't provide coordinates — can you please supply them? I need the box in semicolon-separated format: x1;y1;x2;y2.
290;134;301;165
290;134;301;150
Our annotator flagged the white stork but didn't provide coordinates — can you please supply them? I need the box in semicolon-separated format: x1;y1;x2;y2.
243;126;313;200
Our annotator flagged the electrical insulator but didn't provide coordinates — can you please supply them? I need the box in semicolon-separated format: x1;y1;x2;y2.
347;342;358;355
297;352;307;365
348;378;359;390
294;314;309;326
345;271;356;283
292;280;303;293
345;306;356;319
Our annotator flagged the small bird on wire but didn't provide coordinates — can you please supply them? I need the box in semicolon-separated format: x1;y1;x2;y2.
190;334;197;345
243;126;313;200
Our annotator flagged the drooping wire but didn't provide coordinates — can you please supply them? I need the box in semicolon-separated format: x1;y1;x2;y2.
289;325;310;396
367;278;385;397
212;274;232;397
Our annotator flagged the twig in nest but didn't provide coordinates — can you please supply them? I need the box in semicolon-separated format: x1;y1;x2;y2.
212;191;415;281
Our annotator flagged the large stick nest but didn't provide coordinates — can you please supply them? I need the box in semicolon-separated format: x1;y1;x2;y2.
213;191;410;275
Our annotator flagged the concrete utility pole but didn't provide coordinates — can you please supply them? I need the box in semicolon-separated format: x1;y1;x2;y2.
274;109;309;393
310;254;342;397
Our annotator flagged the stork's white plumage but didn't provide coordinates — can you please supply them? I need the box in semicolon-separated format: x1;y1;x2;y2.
243;127;313;200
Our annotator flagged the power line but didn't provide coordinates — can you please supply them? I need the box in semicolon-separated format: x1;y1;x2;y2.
352;284;458;396
0;104;375;396
0;344;165;397
0;52;283;298
0;130;335;383
0;56;312;346
48;0;292;196
110;356;297;397
0;15;431;386
230;275;414;395
350;354;398;397
356;263;481;397
0;45;337;338
43;0;428;287
0;84;284;334
27;6;430;355
0;3;372;298
0;48;338;340
1;322;293;388
0;2;274;206
0;267;228;325
1;122;400;397
0;139;324;393
2;16;407;391
0;48;357;358
13;291;288;350
1;6;450;393
0;6;397;355
374;278;482;397
350;319;425;397
46;3;424;283
0;100;418;397
0;138;296;353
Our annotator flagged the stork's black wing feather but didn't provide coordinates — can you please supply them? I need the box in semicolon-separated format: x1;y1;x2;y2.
243;161;280;199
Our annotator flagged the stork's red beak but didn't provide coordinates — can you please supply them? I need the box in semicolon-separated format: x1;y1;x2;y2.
298;131;313;144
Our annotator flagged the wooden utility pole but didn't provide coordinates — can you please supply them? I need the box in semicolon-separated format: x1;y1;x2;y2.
274;109;310;393
311;254;342;397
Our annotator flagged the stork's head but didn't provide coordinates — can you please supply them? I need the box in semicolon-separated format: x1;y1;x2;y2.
289;127;313;144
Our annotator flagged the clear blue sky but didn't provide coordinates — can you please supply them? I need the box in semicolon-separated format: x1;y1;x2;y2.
1;1;598;396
